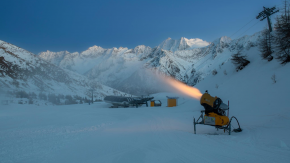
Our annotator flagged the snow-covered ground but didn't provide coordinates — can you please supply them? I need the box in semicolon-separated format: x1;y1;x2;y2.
1;54;290;162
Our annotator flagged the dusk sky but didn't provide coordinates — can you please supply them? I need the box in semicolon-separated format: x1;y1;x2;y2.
1;0;280;54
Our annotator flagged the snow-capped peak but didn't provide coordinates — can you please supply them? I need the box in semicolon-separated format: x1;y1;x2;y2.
38;50;70;66
212;36;232;45
86;45;104;52
220;36;232;44
133;45;152;55
81;45;105;57
158;37;210;52
183;37;210;49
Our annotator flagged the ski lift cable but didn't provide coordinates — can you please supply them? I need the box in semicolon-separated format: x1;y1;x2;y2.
276;2;289;8
230;18;256;38
195;20;257;71
195;18;258;70
195;54;213;70
195;15;265;71
236;20;261;39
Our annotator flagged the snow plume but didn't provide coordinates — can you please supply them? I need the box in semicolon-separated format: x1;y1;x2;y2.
147;70;202;100
117;68;171;95
118;68;202;97
161;76;202;100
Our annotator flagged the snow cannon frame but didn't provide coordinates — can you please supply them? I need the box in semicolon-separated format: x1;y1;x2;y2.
193;90;242;135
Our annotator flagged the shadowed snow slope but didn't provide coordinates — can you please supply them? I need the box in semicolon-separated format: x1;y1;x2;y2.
0;52;289;162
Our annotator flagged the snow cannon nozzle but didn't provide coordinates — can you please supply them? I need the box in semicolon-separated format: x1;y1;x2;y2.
200;91;228;115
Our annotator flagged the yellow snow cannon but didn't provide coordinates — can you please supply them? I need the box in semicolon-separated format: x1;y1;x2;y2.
200;91;229;126
193;90;242;135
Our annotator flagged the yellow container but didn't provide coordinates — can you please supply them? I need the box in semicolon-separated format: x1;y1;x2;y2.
150;101;155;107
167;98;177;107
166;96;179;107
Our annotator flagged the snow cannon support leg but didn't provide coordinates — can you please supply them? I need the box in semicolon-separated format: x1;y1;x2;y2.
229;121;231;135
193;117;196;134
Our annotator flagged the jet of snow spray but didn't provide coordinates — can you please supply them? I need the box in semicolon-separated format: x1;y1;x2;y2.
145;69;202;100
161;76;202;100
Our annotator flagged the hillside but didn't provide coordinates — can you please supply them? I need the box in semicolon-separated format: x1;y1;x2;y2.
0;40;130;103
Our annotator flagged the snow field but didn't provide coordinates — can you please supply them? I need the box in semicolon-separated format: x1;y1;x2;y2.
0;91;289;163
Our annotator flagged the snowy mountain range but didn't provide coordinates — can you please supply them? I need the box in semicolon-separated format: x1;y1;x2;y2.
39;33;263;95
0;40;128;99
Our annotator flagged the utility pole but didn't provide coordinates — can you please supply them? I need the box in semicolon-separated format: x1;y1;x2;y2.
256;6;279;56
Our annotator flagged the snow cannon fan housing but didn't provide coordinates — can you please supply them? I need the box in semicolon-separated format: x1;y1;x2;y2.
200;91;228;115
200;91;229;126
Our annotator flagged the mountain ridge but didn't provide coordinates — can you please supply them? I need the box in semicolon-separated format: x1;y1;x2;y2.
17;34;264;95
0;40;129;100
39;34;261;95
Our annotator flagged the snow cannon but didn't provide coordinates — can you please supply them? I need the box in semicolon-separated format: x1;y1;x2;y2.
193;90;242;135
200;90;229;116
200;91;229;126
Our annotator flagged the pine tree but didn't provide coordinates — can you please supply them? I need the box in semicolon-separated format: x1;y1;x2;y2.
0;56;17;78
39;92;47;101
231;51;250;71
259;29;273;61
274;0;290;64
0;56;8;76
